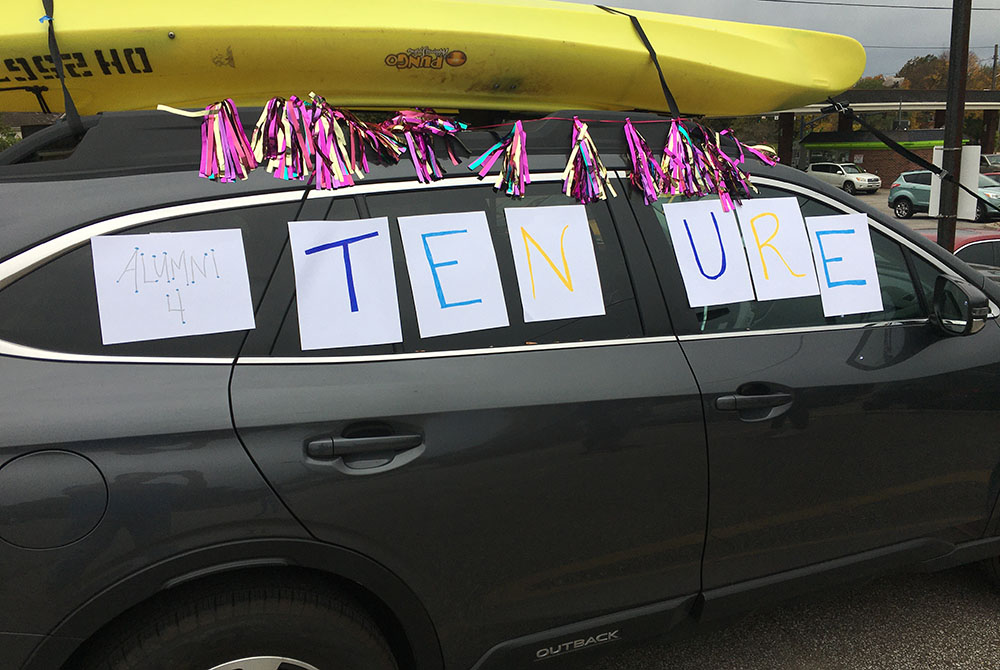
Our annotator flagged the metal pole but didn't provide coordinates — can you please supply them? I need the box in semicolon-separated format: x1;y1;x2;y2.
992;44;998;90
937;0;972;253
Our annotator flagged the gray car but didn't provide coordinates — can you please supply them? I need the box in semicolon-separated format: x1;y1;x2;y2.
1;111;1000;670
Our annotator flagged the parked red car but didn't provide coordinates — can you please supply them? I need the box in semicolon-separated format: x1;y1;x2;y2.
920;227;1000;266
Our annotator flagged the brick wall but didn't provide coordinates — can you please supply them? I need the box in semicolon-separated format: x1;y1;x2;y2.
848;148;934;189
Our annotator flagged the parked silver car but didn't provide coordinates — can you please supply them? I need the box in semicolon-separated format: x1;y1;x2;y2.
806;162;882;195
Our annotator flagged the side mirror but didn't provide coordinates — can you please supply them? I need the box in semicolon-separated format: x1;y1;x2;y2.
836;169;844;175
931;275;990;336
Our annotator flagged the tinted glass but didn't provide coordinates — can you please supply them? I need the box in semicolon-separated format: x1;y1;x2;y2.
652;187;926;334
842;165;862;174
359;182;641;354
956;241;998;266
0;203;293;357
906;172;933;186
979;175;1000;188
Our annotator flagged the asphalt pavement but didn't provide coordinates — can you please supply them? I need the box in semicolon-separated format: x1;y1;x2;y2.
586;193;1000;670
584;566;1000;670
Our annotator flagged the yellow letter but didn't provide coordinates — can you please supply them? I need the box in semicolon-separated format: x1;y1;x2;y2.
522;225;574;298
750;212;805;280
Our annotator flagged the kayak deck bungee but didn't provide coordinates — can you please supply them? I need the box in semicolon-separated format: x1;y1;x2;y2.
1;0;865;116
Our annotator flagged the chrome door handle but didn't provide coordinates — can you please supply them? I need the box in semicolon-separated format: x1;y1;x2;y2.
715;393;792;411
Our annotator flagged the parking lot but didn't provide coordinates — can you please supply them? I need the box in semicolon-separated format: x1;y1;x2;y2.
587;565;1000;670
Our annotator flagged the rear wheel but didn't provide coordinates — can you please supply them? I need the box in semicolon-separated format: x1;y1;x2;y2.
893;197;914;219
975;201;987;223
843;181;857;195
77;575;398;670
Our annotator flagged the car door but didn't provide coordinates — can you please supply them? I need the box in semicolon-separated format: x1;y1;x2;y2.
229;177;707;670
637;177;1000;601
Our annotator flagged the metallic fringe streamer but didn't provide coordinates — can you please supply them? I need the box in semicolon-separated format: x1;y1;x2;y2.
468;120;530;197
381;110;468;183
199;99;256;182
623;118;663;205
561;116;616;204
250;96;314;181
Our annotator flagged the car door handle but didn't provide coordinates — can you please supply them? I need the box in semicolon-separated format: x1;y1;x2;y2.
306;433;423;459
715;392;792;411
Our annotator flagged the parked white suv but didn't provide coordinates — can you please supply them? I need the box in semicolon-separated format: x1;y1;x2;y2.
806;162;881;195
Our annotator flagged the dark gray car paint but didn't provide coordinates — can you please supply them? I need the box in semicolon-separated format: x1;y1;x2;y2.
230;343;707;670
0;356;308;640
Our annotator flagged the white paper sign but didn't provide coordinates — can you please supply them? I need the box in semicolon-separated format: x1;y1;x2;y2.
505;205;606;323
91;229;255;345
735;197;820;301
662;200;755;307
805;214;884;317
288;218;402;351
398;212;509;338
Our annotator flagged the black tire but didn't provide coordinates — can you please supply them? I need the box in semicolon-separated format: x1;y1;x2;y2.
975;201;987;223
843;181;856;195
893;197;914;219
76;575;398;670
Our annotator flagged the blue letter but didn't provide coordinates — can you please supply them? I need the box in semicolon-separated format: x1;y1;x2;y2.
684;213;727;280
305;231;380;312
422;230;482;309
814;229;867;288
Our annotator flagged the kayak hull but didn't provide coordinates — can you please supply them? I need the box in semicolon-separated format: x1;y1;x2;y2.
0;1;865;116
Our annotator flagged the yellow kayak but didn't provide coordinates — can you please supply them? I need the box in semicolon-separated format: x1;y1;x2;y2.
0;0;865;116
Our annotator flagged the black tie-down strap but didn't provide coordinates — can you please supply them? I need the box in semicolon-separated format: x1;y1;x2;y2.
824;99;999;216
40;0;83;133
596;5;682;119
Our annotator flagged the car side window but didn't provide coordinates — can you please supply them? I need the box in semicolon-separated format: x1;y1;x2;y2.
360;182;642;354
910;173;932;186
652;188;927;335
0;203;293;357
955;242;997;267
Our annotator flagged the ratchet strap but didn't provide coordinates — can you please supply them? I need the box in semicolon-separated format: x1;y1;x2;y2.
39;0;83;133
596;5;682;118
824;98;999;215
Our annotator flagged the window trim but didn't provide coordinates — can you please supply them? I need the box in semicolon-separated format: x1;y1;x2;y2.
0;172;992;365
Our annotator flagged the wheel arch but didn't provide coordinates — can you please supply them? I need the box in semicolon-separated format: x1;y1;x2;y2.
24;538;443;670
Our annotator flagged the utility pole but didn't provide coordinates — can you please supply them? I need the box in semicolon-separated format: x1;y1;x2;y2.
937;0;972;253
993;44;998;90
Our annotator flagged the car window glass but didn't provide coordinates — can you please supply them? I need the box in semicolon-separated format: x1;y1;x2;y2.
0;203;293;357
910;173;932;186
356;182;642;354
843;165;861;174
652;188;926;334
956;242;997;266
979;175;1000;188
909;251;942;306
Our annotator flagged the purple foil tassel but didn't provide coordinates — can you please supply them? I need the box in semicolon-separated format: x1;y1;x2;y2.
251;96;315;182
468;120;530;197
623;118;663;205
381;110;468;183
561;116;616;204
199;99;256;183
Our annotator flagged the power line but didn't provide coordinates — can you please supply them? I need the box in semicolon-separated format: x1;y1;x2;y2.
866;45;996;49
757;0;1000;9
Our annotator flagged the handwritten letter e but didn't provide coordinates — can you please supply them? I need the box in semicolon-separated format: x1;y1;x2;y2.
399;211;509;338
662;200;754;307
735;197;819;302
805;214;883;317
505;205;605;323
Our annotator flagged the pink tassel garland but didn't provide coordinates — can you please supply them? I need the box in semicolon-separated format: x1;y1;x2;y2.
381;110;468;183
468;120;530;197
199;99;256;183
561;116;616;203
623;118;663;205
251;96;315;181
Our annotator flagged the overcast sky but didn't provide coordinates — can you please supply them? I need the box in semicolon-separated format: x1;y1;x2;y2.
560;0;1000;78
